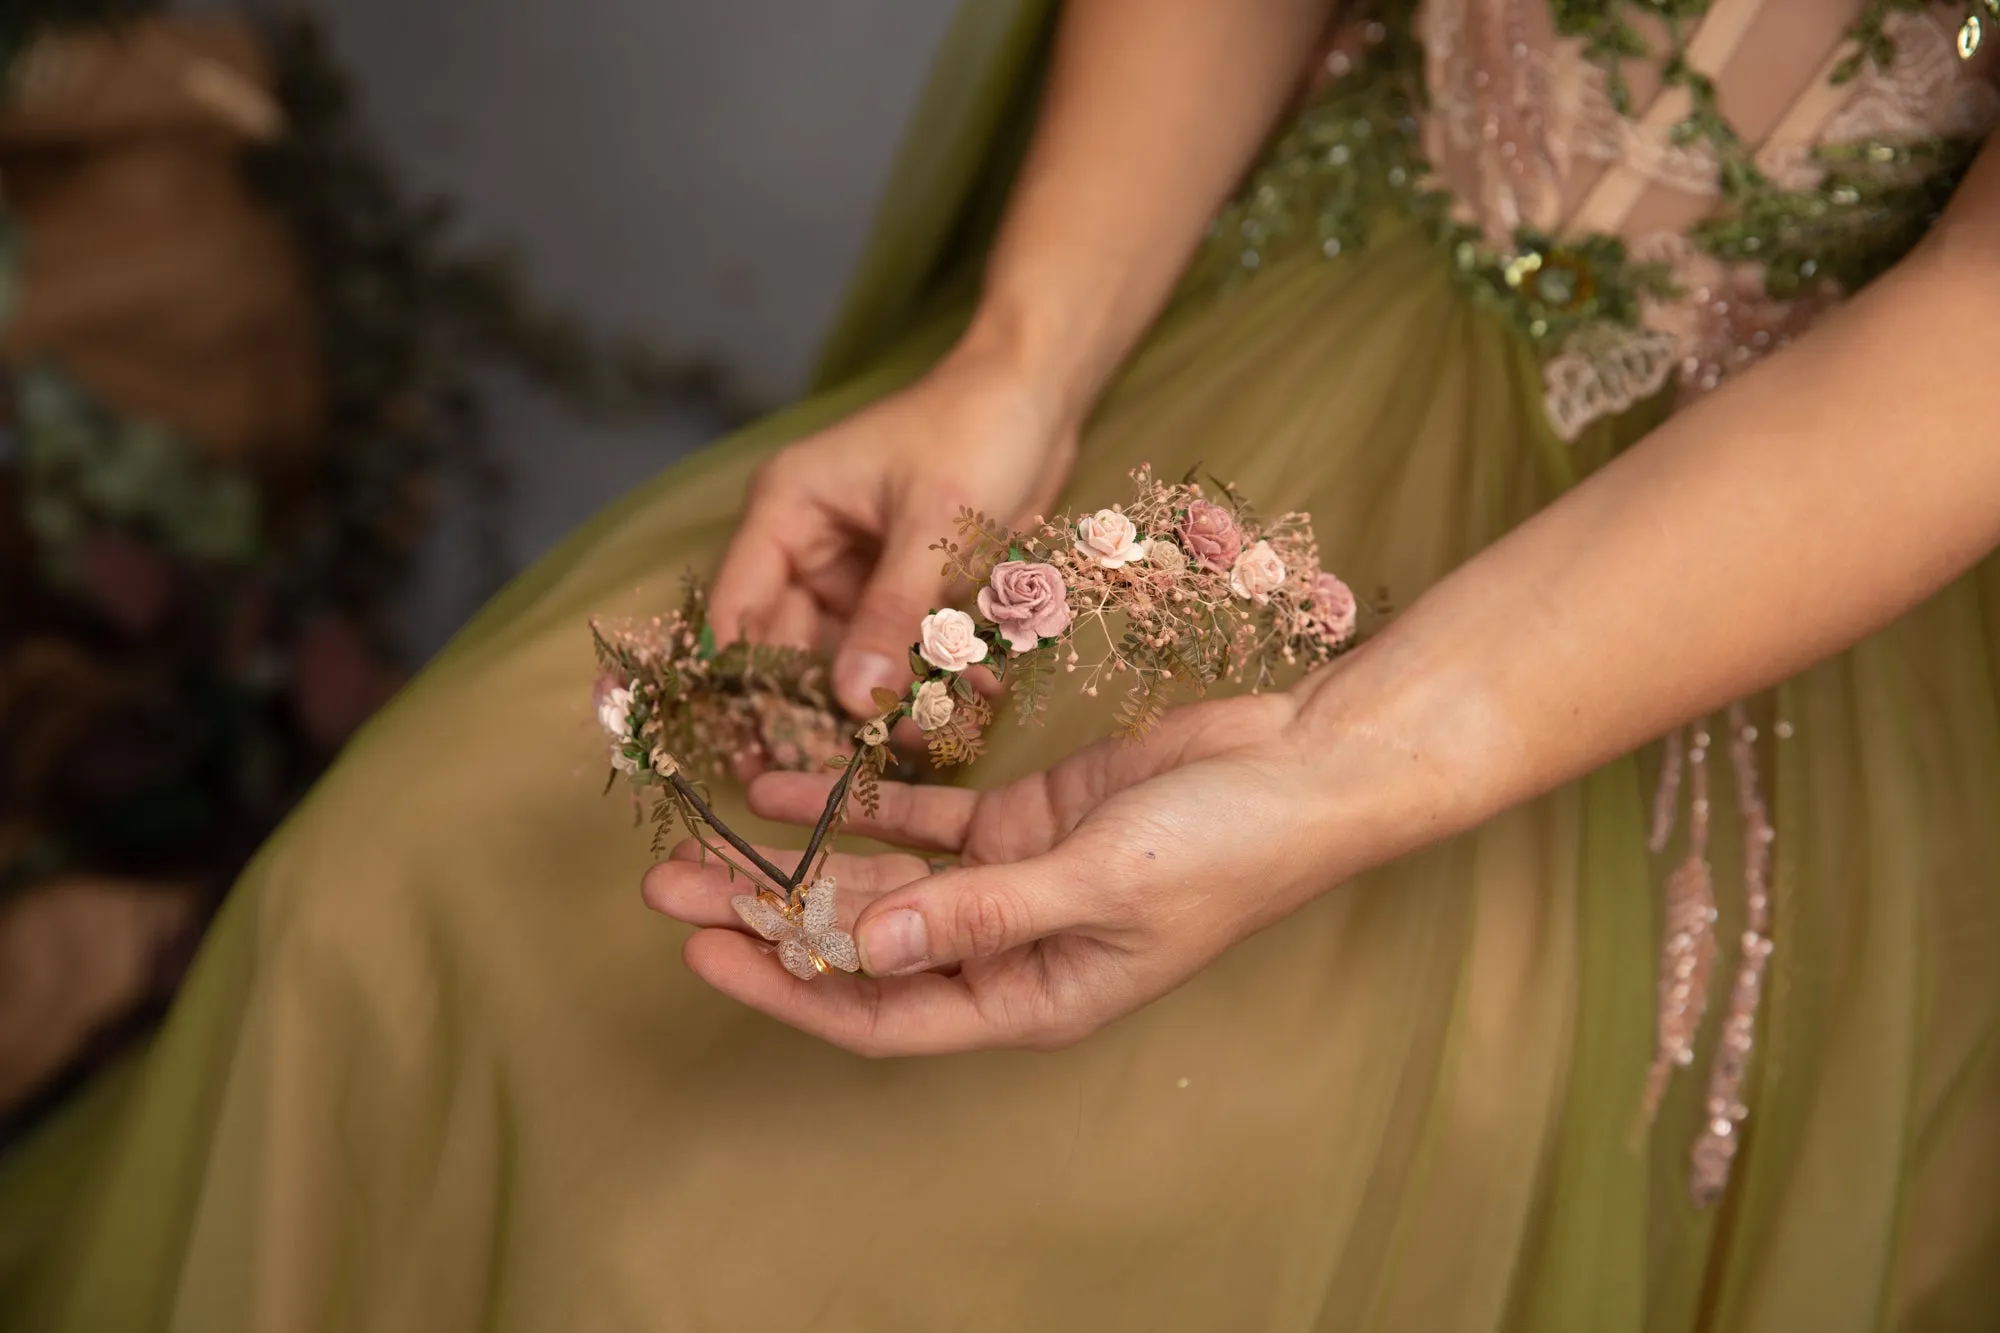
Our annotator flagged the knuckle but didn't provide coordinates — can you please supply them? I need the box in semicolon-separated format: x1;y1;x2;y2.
748;454;796;498
1092;866;1150;927
1023;1017;1091;1053
845;1035;894;1060
952;889;1020;959
873;783;914;832
847;984;892;1059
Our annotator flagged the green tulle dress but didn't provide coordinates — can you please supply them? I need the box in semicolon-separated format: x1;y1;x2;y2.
4;2;1998;1329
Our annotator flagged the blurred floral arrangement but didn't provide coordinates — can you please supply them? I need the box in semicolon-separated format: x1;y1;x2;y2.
0;6;757;1117
591;468;1359;980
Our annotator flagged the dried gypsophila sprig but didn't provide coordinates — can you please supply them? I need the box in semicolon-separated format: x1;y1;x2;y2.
591;468;1362;976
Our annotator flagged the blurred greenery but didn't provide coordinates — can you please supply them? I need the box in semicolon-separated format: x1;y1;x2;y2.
0;8;763;909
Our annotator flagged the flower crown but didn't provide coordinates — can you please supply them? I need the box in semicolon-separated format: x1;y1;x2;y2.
590;467;1359;978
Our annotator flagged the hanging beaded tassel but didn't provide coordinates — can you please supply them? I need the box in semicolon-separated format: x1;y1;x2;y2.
1688;703;1776;1206
1641;723;1720;1125
1640;705;1783;1206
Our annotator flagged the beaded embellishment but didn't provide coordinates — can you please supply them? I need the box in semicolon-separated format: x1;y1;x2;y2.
1198;0;1997;440
1644;706;1782;1205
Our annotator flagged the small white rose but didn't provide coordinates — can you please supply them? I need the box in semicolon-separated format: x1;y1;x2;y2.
597;683;642;774
1228;540;1288;604
1075;509;1152;569
910;679;956;731
597;685;634;739
917;608;988;672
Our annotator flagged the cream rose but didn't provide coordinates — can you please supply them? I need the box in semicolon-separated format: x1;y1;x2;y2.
910;679;956;731
917;608;988;672
1075;509;1152;569
1228;540;1287;604
1147;541;1188;575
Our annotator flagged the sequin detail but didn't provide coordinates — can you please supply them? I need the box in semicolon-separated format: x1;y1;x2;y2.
1688;703;1776;1204
1644;705;1783;1205
1641;723;1719;1124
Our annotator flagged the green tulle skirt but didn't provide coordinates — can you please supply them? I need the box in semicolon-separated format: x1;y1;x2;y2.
4;216;1997;1332
4;9;2000;1327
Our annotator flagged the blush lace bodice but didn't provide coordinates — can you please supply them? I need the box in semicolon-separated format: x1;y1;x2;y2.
1208;0;1999;439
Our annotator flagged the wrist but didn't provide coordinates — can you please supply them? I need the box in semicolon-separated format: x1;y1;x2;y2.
952;285;1111;437
1283;631;1514;877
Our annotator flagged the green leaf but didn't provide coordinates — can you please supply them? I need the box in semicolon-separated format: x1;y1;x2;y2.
697;623;717;660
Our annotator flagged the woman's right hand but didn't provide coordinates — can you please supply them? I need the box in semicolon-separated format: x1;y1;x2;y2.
709;332;1080;717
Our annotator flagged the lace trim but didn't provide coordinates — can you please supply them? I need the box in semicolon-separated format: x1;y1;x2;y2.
1541;322;1678;441
1419;0;1727;239
1762;10;2000;188
1541;229;1841;440
1535;8;1999;438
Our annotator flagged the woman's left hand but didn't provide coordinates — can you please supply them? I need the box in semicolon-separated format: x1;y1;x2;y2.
642;691;1420;1055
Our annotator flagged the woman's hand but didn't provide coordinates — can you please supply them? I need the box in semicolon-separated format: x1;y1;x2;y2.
709;333;1078;717
706;0;1355;720
642;689;1447;1055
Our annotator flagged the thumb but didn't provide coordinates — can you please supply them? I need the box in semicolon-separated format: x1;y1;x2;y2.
832;505;954;716
852;861;1082;976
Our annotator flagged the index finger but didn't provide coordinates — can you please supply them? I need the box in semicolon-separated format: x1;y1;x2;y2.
748;771;979;854
707;497;796;645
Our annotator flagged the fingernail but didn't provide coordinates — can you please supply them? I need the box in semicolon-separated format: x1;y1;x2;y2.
835;651;899;712
859;909;928;975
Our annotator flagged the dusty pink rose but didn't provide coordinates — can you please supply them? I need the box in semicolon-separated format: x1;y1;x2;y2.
1228;540;1288;604
917;608;988;672
1075;509;1151;569
1309;572;1358;644
976;560;1074;652
1178;500;1243;571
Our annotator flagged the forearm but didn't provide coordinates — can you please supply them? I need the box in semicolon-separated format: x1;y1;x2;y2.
1299;139;2000;840
960;0;1337;423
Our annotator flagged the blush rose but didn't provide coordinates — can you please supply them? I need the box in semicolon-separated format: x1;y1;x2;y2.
917;608;988;672
1228;540;1288;604
1309;572;1358;644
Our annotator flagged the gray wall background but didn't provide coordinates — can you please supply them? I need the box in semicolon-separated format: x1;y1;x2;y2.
299;0;959;655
